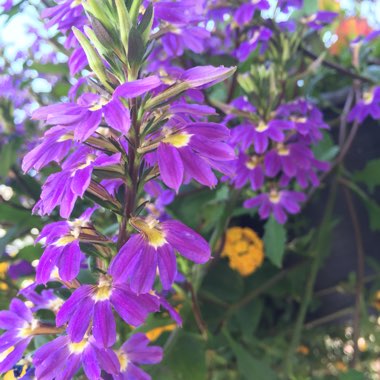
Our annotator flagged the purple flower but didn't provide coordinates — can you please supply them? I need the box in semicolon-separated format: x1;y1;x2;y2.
113;333;163;380
22;126;74;173
33;335;119;380
32;76;161;142
56;276;159;347
264;143;314;178
303;11;337;30
0;299;36;373
348;87;380;122
232;153;265;190
20;284;64;313
7;261;34;280
244;189;306;223
153;122;234;192
109;217;211;293
278;0;303;12
180;66;236;89
231;120;289;154
234;1;270;26
34;208;98;283
235;27;272;61
162;26;210;56
33;148;121;218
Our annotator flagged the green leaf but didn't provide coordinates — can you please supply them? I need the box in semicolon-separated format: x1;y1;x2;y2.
312;131;339;161
155;332;206;380
128;27;145;68
339;370;366;380
263;216;287;268
0;138;21;178
29;62;69;75
363;198;380;231
353;158;380;193
223;330;277;380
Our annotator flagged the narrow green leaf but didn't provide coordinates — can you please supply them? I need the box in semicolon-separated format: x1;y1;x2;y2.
263;216;287;267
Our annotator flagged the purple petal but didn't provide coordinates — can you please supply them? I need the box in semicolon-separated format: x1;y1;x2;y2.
163;220;210;263
114;76;161;98
36;246;62;284
67;296;94;343
157;245;177;290
93;301;116;347
158;143;184;192
103;99;131;134
58;241;83;282
82;345;101;380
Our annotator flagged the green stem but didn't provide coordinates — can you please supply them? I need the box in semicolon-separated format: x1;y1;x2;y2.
285;179;338;378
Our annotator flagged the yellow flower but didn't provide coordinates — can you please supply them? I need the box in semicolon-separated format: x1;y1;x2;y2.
145;324;177;341
4;365;28;380
297;345;310;355
372;290;380;310
222;227;264;277
335;361;348;373
0;262;9;291
318;0;340;12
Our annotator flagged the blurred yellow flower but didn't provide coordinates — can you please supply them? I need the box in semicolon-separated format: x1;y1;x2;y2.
4;365;28;380
372;290;380;310
0;262;9;291
146;324;177;341
222;227;264;277
335;361;348;373
297;345;310;355
318;0;340;12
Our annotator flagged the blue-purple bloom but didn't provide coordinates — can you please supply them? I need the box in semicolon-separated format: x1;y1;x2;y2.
348;87;380;122
113;333;163;380
109;217;211;293
33;334;119;380
56;276;160;347
0;299;36;373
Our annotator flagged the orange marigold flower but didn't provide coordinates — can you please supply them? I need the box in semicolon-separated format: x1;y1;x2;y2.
222;227;264;277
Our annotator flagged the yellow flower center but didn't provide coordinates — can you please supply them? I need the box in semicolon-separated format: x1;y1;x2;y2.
57;134;74;142
0;347;15;363
55;235;77;247
363;90;374;105
245;156;259;170
76;154;97;170
277;144;290;156
18;319;38;338
93;276;113;301
131;217;167;248
162;133;191;148
269;190;281;204
118;352;129;372
89;97;110;111
291;116;307;123
256;121;269;132
69;339;88;354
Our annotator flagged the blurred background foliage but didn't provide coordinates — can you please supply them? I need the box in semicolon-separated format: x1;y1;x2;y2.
1;0;380;379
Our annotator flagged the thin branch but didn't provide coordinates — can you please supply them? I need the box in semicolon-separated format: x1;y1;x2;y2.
342;185;365;369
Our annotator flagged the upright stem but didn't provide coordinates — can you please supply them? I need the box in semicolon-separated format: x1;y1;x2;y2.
117;98;141;249
343;186;365;368
285;179;338;378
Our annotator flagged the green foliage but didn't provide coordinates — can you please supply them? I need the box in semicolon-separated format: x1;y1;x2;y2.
263;216;287;268
353;159;380;193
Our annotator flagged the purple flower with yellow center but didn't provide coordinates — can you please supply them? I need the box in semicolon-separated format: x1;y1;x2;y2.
56;276;160;347
279;158;329;189
0;299;37;373
235;27;272;61
233;153;264;190
20;284;64;313
264;143;314;178
153;122;234;191
113;333;163;380
22;126;74;173
234;1;270;26
33;147;121;218
32;76;161;142
34;208;97;284
161;26;210;56
33;335;119;380
276;100;328;141
231;120;288;154
244;189;306;224
302;11;337;30
348;87;380;122
109;216;211;293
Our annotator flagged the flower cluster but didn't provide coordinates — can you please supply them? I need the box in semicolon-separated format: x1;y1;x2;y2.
222;226;264;277
0;1;236;378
